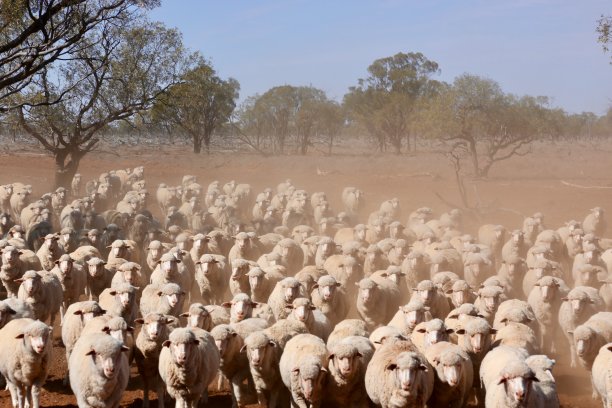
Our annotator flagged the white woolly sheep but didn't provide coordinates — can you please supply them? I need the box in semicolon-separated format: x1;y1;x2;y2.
158;327;220;408
424;341;474;408
69;333;130;408
474;284;505;324
356;274;401;331
483;358;541;408
411;318;453;354
279;333;329;408
0;297;34;329
17;270;63;327
527;276;567;355
267;277;304;320
134;313;176;408
0;318;52;408
286;297;333;341
410;279;451;320
100;283;140;324
139;283;184;318
525;354;560;407
247;265;285;303
592;343;612;406
84;257;113;301
365;337;433;408
583;207;607;237
570;312;612;375
51;254;87;323
310;274;348;326
387;298;432;336
194;253;229;305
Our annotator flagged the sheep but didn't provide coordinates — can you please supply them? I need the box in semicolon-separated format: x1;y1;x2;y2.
287;297;333;341
387;298;432;336
150;251;191;295
324;336;375;407
325;254;362;295
81;315;135;360
133;313;176;408
446;279;477;308
229;258;253;297
180;302;230;331
454;318;496;391
99;283;139;324
410;279;451;320
525;354;560;407
61;301;107;384
222;292;274;325
365;338;433;408
483;358;542;408
241;331;288;408
110;261;146;292
314;236;335;269
0;245;28;297
502;229;528;260
559;286;605;367
479;224;506;266
592;343;612;407
401;250;430;291
479;344;530;391
85;257;113;301
158;327;220;408
570;312;612;373
528;276;567;354
493;322;539;354
51;254;87;323
356;274;401;331
229;231;261;263
139;282;185;318
36;233;64;271
194;253;229;305
17;270;63;327
295;265;327;297
247;265;285;303
411;318;453;354
267;277;304;320
327;319;370;348
211;323;257;407
273;237;304;275
342;187;365;222
0;318;52;408
494;299;537;329
310;274;348;326
584;207;607;237
263;318;309;349
69;333;130;408
497;255;528;300
279;333;329;408
423;341;474;408
474;284;505;324
0;297;34;329
463;251;494;289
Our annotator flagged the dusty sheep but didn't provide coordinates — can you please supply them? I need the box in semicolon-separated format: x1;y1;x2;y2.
247;265;285;303
424;341;474;408
279;333;329;408
17;270;63;327
158;328;220;408
474;284;505;324
0;318;52;408
267;277;304;320
492;322;539;354
410;279;451;320
324;336;375;407
356;274;401;331
525;354;560;407
180;302;230;331
483;358;541;408
69;333;130;408
194;253;229;305
51;254;87;323
365;337;433;408
446;279;477;308
570;312;612;372
139;283;185;318
387;298;432;336
592;343;612;405
411;318;453;354
310;274;348;326
100;283;139;324
286;297;333;341
84;257;113;301
527;276;567;355
559;286;606;367
133;313;176;408
0;297;34;329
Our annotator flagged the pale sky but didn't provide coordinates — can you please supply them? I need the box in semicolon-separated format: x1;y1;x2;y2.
151;0;612;114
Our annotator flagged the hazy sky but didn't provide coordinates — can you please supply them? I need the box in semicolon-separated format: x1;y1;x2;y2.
150;0;611;114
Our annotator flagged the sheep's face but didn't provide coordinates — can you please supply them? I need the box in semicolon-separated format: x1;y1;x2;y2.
199;259;219;276
186;310;208;329
355;229;366;241
502;376;532;404
145;319;164;340
468;332;486;353
26;330;49;354
248;273;264;292
574;330;596;357
93;347;124;379
161;260;177;277
58;260;72;275
22;277;40;297
149;248;162;261
359;286;376;304
389;355;426;394
387;272;403;286
403;308;425;329
2;249;20;265
165;293;180;308
3;185;13;195
231;264;247;281
570;297;587;315
442;363;462;387
107;327;126;344
418;289;434;305
283;284;299;303
122;269;137;285
579;269;596;286
452;290;469;307
113;246;127;258
334;353;360;377
235;237;247;250
169;340;196;366
319;242;333;257
247;343;272;367
231;300;252;322
481;295;500;313
291;303;314;323
214;332;236;357
318;283;337;302
115;291;133;308
279;245;291;258
44;237;59;251
294;362;325;401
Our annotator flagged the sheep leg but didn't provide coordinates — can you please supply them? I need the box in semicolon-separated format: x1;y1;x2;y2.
156;381;166;408
28;383;40;408
569;342;577;368
592;375;599;399
63;350;70;386
256;391;269;407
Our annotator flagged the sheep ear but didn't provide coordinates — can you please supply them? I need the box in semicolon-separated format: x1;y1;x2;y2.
309;305;317;310
496;376;507;385
127;326;135;332
121;345;130;352
567;330;573;335
15;333;25;339
156;291;163;297
285;305;293;310
102;326;111;334
240;345;247;353
446;328;454;334
165;317;176;324
221;302;232;308
73;310;84;316
7;307;16;315
417;328;426;333
328;354;335;361
530;376;540;383
455;329;466;335
489;328;498;335
231;332;238;337
607;345;612;352
269;340;276;347
85;349;96;356
312;283;319;290
292;367;300;374
445;289;453;295
162;340;171;348
109;290;117;296
134;318;145;325
561;297;568;301
335;282;342;287
179;313;189;317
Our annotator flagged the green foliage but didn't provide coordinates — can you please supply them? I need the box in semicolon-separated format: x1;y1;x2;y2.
152;58;240;153
344;52;441;153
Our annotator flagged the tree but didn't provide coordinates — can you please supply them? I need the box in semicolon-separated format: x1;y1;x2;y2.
235;85;337;155
18;18;191;187
317;100;345;155
421;74;556;178
0;0;159;111
597;14;612;62
152;59;239;154
344;52;441;153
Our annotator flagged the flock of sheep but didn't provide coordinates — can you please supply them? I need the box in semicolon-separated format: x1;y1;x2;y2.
0;167;611;408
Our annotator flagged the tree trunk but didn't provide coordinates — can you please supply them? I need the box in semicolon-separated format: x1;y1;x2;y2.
193;135;202;154
468;139;480;177
54;147;83;189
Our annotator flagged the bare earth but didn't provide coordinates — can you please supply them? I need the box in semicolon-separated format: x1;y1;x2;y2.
1;140;611;407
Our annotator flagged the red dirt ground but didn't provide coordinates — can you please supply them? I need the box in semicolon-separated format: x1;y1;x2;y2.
1;140;611;407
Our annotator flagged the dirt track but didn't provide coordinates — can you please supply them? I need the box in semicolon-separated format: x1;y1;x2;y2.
0;141;610;407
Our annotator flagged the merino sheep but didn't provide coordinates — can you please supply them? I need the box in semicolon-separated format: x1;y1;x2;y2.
570;312;612;374
51;254;87;323
69;333;130;408
454;317;496;392
492;322;539;354
159;328;220;408
267;277;304;320
0;318;52;408
583;207;607;237
0;245;26;297
17;270;63;327
483;358;542;408
194;253;229;305
0;297;34;329
528;276;567;354
356;274;401;331
592;343;612;406
310;275;348;326
279;333;329;408
411;318;453;354
365;337;433;408
100;283;139;324
180;302;230;331
525;354;560;407
247;265;285;303
327;319;370;349
559;286;606;367
387;298;432;336
134;313;176;408
424;341;474;408
287;297;333;341
85;257;113;301
139;283;184;318
410;279;451;320
324;336;375;407
474;284;505;324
